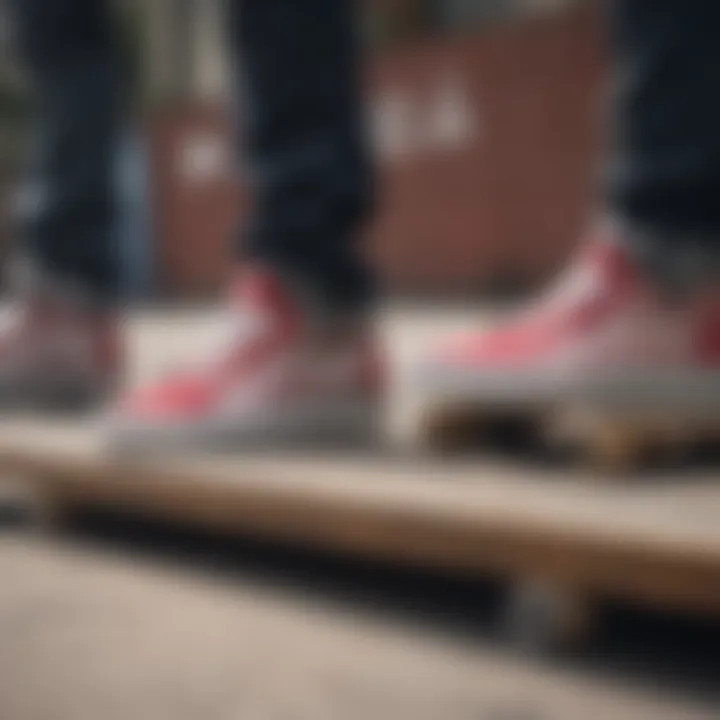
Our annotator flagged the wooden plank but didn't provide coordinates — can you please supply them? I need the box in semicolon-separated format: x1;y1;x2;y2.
0;416;719;617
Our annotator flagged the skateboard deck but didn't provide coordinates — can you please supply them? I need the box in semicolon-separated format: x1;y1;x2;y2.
0;414;718;645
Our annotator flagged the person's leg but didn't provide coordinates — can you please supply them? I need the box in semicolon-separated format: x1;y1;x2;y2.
228;0;374;314
606;0;720;288
111;0;380;449
3;0;122;408
10;0;122;300
416;0;720;460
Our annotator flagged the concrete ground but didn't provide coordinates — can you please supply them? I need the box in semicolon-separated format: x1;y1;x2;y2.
1;529;717;720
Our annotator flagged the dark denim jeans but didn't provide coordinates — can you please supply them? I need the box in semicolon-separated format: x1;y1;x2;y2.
606;0;720;240
9;0;720;303
10;0;373;307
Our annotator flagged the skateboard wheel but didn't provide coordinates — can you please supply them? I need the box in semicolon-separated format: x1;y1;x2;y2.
503;580;594;656
589;424;648;471
546;409;677;472
33;492;74;535
419;404;486;453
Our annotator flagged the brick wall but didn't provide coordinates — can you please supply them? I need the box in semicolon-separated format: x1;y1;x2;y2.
148;2;604;299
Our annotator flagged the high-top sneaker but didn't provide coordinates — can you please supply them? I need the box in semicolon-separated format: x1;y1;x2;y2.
417;231;720;422
109;268;383;451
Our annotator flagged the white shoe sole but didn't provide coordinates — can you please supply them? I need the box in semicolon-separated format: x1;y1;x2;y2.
417;364;720;418
105;397;380;457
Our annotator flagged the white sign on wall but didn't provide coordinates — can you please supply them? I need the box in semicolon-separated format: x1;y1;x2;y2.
372;70;480;164
175;70;479;185
178;134;229;186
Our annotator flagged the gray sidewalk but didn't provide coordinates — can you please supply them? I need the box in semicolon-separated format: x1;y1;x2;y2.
0;534;714;720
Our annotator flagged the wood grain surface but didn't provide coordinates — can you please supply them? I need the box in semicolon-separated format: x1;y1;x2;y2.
0;415;718;617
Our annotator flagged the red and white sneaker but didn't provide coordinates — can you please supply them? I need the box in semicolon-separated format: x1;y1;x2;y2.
417;231;720;419
109;269;383;451
0;285;120;411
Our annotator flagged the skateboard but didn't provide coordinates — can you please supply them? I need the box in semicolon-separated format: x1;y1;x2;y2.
0;415;718;655
418;400;720;471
